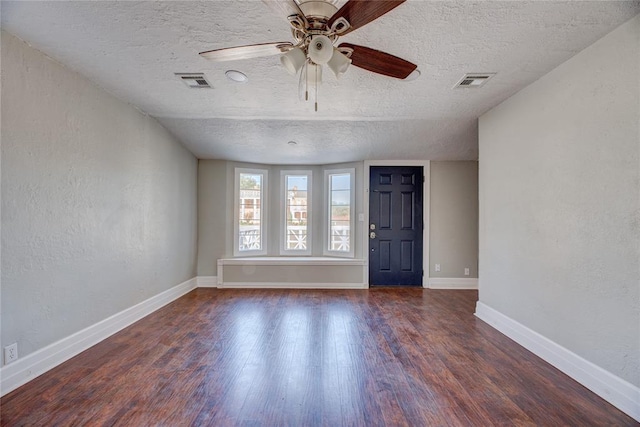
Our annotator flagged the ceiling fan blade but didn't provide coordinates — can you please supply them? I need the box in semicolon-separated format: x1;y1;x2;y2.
199;42;293;62
339;43;417;79
328;0;406;35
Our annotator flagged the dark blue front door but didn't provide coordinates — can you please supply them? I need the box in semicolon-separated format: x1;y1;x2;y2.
369;166;423;286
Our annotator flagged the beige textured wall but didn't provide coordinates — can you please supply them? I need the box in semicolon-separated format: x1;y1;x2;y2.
1;32;198;359
478;15;639;387
197;159;230;275
429;161;479;278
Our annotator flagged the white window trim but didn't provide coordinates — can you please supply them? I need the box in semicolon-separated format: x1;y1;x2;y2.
234;167;268;257
280;170;312;256
323;168;355;258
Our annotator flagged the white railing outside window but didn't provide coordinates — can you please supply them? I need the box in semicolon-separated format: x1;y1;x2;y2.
239;226;261;252
285;225;308;250
330;225;350;252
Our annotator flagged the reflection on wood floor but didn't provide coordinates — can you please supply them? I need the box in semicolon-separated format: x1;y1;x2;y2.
1;288;636;426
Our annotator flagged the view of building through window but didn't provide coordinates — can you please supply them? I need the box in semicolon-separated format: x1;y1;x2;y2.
239;173;262;252
329;173;351;252
285;175;309;250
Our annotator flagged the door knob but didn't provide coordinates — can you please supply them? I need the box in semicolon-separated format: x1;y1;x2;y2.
369;231;376;239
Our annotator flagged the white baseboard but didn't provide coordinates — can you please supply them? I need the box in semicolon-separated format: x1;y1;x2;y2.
428;277;478;289
0;277;197;397
475;302;640;422
218;282;368;289
196;276;218;288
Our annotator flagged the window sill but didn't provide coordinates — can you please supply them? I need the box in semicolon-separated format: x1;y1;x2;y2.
219;257;365;266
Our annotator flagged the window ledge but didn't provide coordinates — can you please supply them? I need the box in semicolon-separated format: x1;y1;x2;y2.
219;257;365;266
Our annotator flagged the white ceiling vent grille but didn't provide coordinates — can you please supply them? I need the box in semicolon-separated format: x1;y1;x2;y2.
454;73;495;89
175;73;212;88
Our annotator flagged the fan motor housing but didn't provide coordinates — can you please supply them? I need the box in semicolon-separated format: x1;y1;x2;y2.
292;1;339;45
298;1;338;21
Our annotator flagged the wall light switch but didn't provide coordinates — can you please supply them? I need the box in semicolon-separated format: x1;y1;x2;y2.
435;264;441;272
464;268;470;276
358;213;364;222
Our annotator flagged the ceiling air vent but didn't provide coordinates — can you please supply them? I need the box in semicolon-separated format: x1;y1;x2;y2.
175;73;212;88
454;73;495;89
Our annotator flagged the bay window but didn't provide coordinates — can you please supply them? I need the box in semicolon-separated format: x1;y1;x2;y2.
233;165;356;258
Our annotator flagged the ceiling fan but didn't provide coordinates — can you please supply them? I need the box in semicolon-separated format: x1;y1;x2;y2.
199;0;420;110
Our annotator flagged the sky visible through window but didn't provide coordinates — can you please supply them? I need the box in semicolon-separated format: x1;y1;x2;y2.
286;176;307;191
240;174;261;190
331;174;350;205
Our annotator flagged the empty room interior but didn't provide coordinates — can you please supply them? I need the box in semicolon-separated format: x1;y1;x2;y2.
1;1;639;425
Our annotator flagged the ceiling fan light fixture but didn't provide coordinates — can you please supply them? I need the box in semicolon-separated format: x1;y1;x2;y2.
199;0;418;110
281;47;306;75
327;48;351;79
307;35;333;65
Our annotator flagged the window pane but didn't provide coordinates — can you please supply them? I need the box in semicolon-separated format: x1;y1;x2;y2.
330;190;350;206
239;173;263;252
331;174;350;191
285;175;308;250
329;173;351;252
331;206;350;219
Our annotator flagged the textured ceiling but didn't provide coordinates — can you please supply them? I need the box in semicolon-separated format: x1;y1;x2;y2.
2;1;639;163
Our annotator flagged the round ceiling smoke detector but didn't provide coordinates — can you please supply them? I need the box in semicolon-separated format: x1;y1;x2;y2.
225;70;248;83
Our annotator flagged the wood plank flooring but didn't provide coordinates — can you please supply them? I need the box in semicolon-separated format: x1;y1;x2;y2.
1;288;637;426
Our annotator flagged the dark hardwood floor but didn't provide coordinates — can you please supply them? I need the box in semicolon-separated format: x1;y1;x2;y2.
1;288;637;426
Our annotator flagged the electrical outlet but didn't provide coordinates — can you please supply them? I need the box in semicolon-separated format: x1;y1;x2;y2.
435;263;441;272
4;343;18;365
464;268;470;276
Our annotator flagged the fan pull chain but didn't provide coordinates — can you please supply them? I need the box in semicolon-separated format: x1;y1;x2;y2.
315;64;318;112
305;62;309;101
